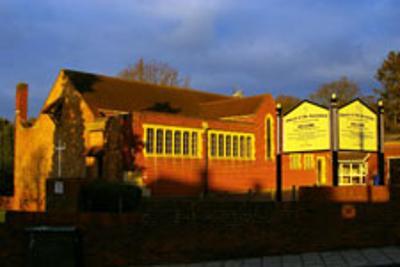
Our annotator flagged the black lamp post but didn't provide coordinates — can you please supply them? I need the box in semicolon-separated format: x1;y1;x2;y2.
276;103;282;202
330;93;339;186
377;99;385;185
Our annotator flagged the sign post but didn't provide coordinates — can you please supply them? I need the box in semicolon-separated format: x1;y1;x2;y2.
338;100;378;152
331;94;339;186
276;104;282;202
377;100;385;185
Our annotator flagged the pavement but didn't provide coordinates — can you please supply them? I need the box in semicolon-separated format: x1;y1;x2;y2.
153;246;400;267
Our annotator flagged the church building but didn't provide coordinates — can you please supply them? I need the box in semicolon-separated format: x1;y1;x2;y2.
2;69;400;211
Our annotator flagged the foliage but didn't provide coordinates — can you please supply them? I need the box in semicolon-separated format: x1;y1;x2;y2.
309;76;361;106
275;95;301;113
375;51;400;132
0;117;14;196
119;58;191;88
80;179;142;212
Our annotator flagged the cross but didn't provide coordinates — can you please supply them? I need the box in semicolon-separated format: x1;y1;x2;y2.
55;139;66;178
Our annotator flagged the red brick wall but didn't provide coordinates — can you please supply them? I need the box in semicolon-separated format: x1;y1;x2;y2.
299;185;390;202
131;99;400;197
282;152;332;188
132;95;278;196
1;200;400;266
281;151;394;188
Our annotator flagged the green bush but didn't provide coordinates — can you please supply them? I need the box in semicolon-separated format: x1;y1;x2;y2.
80;179;142;212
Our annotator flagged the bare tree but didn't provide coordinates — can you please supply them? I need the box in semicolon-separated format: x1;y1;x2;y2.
309;76;361;106
119;58;191;88
275;95;301;113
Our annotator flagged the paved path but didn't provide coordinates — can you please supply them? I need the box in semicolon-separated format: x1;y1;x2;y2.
156;246;400;267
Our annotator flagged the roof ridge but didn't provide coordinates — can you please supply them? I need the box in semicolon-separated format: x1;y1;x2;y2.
62;68;229;98
199;94;270;106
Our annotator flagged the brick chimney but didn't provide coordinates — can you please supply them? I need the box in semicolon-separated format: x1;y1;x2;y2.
16;83;28;121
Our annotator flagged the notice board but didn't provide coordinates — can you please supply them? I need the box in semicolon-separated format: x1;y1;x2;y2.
283;101;330;153
338;99;377;152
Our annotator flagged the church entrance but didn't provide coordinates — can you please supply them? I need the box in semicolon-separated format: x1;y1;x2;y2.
316;157;326;185
389;158;400;186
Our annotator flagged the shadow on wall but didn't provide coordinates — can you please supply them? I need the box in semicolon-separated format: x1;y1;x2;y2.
149;167;214;197
147;170;272;199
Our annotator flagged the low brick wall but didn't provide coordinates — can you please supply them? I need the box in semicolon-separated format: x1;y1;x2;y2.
0;200;400;266
298;185;392;202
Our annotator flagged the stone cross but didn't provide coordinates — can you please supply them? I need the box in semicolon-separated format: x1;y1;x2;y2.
55;139;66;178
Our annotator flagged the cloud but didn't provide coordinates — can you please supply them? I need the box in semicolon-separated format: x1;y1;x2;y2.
131;1;231;50
1;0;399;118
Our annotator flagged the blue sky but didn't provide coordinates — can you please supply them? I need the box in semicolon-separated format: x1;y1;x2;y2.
0;0;399;119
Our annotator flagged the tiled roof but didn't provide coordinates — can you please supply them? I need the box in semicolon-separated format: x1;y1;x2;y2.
62;69;268;119
199;95;268;119
63;69;228;117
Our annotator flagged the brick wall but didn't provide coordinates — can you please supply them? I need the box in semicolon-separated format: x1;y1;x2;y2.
1;199;400;266
132;95;278;197
298;185;391;202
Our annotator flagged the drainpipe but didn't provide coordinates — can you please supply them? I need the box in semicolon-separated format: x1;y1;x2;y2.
202;123;209;197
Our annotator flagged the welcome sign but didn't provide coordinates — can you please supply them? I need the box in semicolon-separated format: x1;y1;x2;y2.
283;101;330;153
338;99;378;152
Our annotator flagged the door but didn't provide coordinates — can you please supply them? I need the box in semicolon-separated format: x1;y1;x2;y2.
389;158;400;186
317;157;326;185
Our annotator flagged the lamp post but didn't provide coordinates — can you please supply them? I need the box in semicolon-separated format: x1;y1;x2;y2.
276;103;282;202
377;100;385;185
330;93;339;186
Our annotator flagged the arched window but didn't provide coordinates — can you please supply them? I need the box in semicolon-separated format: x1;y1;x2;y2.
265;114;275;160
